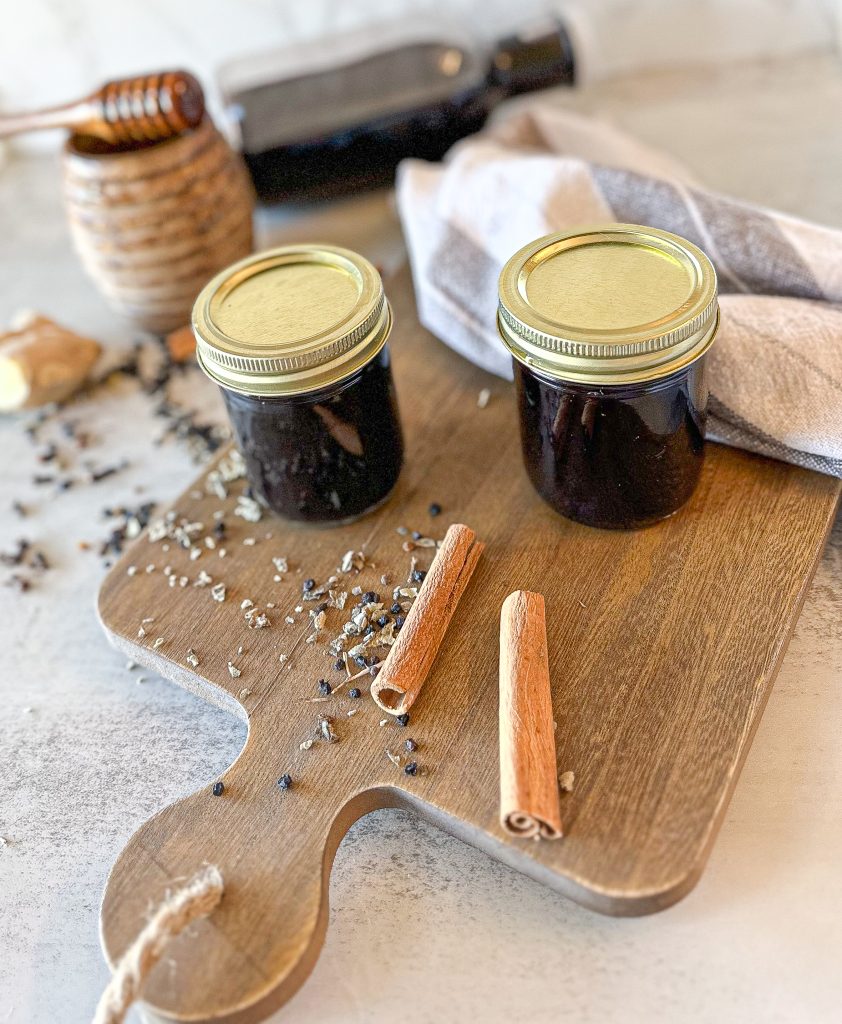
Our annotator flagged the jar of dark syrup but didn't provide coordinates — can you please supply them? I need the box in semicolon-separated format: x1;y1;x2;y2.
497;225;719;530
193;245;403;524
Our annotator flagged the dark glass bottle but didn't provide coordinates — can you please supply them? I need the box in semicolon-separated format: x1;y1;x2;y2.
220;19;575;202
193;244;403;524
498;225;719;530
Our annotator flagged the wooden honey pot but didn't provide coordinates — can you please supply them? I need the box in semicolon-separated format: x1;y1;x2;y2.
61;114;254;334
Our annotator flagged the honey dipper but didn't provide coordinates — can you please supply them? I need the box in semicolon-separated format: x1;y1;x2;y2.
0;70;205;146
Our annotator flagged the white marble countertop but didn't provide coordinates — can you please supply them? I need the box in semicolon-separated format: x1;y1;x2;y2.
2;53;842;1024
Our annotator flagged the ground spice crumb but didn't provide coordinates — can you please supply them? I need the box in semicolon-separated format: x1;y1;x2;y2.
300;738;314;751
211;582;226;602
347;708;359;717
186;649;199;668
239;687;252;699
212;782;225;797
319;717;338;743
477;388;491;409
379;719;388;727
152;637;164;649
559;771;575;792
385;749;401;768
227;662;241;678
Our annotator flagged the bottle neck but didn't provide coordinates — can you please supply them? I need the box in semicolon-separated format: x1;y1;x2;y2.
488;19;576;98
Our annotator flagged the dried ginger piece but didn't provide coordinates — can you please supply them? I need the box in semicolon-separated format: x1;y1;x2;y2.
0;314;101;411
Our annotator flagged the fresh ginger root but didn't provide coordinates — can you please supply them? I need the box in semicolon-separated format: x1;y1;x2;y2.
0;314;101;412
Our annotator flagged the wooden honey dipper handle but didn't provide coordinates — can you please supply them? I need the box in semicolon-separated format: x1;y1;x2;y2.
0;70;205;146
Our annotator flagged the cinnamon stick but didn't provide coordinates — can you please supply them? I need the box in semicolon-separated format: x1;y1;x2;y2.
370;523;484;716
499;590;563;840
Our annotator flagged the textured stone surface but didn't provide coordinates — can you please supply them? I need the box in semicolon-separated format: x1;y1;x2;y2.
2;55;842;1024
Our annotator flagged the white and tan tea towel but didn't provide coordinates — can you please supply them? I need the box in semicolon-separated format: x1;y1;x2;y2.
396;103;842;477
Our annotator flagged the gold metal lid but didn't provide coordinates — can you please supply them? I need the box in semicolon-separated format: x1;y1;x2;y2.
497;224;718;385
192;244;392;396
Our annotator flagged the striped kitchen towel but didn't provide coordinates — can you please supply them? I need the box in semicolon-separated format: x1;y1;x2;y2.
396;102;842;477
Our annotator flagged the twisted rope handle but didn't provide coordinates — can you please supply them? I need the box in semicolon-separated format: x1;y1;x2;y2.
93;864;224;1024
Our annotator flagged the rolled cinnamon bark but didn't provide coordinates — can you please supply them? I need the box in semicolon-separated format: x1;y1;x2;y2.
370;523;484;716
499;590;563;840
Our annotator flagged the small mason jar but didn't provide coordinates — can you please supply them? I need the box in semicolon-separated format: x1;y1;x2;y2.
192;245;403;524
497;225;719;530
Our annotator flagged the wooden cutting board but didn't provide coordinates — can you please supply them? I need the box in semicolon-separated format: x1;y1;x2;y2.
97;265;840;1023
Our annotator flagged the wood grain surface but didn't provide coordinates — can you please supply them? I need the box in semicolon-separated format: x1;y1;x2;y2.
97;265;840;1023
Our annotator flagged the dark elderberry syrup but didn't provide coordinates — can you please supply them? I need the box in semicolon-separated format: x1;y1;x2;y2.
515;359;707;530
498;225;719;530
222;349;402;524
193;244;403;525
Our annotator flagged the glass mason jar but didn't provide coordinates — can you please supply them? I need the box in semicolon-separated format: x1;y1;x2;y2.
192;245;403;524
497;225;719;530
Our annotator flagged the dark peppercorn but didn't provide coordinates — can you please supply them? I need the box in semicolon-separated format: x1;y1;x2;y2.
376;615;389;627
428;502;442;517
404;762;418;776
354;655;367;668
277;774;293;790
212;781;225;796
318;679;332;696
404;738;418;752
369;665;380;677
363;591;378;604
363;625;375;636
348;687;362;699
390;602;402;614
303;578;315;592
411;530;422;540
213;521;227;539
395;615;405;629
396;713;410;727
334;659;345;672
411;569;426;584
